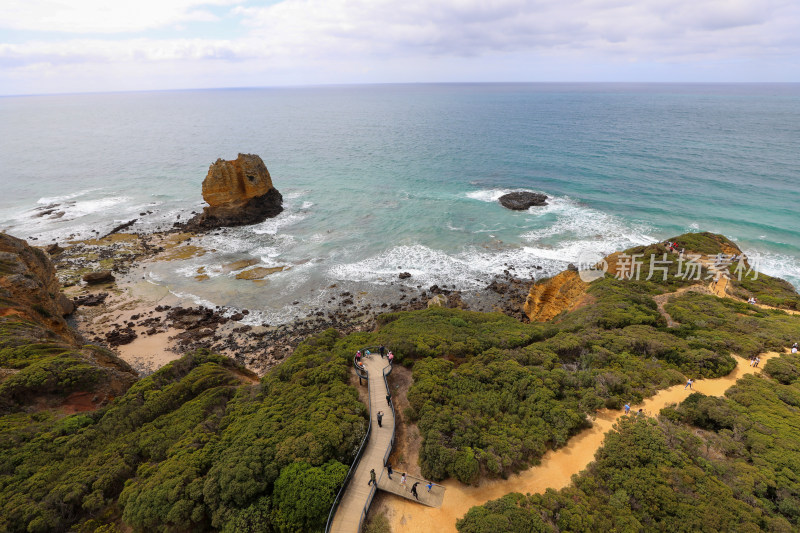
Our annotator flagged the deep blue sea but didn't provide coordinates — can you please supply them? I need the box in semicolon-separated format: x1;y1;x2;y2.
1;83;799;323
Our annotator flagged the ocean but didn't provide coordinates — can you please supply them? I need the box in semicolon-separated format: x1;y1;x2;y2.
2;83;799;324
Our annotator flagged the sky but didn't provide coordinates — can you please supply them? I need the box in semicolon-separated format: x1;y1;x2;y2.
1;0;799;95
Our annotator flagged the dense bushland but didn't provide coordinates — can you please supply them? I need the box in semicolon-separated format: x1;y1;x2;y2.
457;353;800;532
0;331;366;533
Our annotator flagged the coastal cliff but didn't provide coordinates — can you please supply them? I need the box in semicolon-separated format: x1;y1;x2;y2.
523;270;589;322
0;233;137;413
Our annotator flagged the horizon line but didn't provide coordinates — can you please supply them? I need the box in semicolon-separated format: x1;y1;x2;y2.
3;80;800;99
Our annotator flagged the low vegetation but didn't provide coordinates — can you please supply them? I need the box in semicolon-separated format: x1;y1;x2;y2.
0;333;366;533
457;353;800;531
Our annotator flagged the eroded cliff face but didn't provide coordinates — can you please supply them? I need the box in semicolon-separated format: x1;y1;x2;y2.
187;153;283;230
523;270;589;322
0;233;137;413
0;233;75;341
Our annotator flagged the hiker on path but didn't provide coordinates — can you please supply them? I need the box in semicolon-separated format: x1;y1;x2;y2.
685;379;693;390
400;473;407;490
386;394;392;406
411;482;420;500
753;357;760;368
368;469;376;486
792;342;798;354
386;463;393;480
377;411;383;428
380;345;386;357
426;481;433;493
388;352;394;365
624;403;630;415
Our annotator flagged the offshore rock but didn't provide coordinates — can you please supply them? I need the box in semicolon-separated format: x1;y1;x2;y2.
186;153;283;230
499;191;548;210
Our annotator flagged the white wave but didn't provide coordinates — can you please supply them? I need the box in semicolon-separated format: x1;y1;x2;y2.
466;188;514;203
521;196;655;254
251;212;306;235
329;243;568;290
743;250;800;288
168;290;218;309
301;201;314;209
37;188;99;205
69;196;131;217
284;190;311;200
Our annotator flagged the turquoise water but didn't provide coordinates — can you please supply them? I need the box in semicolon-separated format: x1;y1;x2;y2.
1;84;799;323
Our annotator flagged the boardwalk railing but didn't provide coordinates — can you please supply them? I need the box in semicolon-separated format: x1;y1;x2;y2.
381;362;396;467
324;353;373;533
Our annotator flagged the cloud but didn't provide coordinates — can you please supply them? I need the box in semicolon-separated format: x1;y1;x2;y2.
0;0;240;33
1;0;799;93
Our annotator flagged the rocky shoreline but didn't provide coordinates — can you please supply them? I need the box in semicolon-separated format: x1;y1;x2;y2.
49;226;535;375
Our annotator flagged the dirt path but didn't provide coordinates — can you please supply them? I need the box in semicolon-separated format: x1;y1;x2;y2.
653;284;711;327
383;352;781;532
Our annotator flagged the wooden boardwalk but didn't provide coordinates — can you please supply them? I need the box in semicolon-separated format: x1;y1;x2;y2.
329;355;396;533
378;472;445;508
328;354;445;532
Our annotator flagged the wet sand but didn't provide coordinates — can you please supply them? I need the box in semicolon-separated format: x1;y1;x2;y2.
383;352;780;532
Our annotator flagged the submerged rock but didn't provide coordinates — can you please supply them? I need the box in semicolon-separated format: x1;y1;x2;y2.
186;154;283;230
498;191;548;210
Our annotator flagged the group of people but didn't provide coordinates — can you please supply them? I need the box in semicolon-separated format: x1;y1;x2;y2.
750;356;761;367
355;346;395;369
663;241;685;255
368;464;434;501
747;296;758;304
623;403;645;416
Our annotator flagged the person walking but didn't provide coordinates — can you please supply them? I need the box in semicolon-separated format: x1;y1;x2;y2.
377;411;383;428
624;403;630;415
368;469;376;486
684;379;693;390
386;463;393;480
379;345;386;358
386;394;392;406
426;481;433;493
792;342;798;354
410;482;420;500
388;352;394;365
400;473;407;490
754;357;760;368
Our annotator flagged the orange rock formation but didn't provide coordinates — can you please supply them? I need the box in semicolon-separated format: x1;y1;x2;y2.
202;153;274;207
523;270;589;322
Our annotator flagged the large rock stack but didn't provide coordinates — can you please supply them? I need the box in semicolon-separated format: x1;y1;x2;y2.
186;153;283;230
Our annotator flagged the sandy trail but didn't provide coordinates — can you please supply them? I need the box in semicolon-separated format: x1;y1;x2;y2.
384;352;780;532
